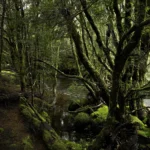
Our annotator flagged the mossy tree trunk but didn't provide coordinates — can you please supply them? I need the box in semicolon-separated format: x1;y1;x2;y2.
61;0;149;123
15;1;27;92
0;0;6;72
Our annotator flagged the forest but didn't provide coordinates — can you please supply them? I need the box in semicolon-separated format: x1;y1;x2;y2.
0;0;150;149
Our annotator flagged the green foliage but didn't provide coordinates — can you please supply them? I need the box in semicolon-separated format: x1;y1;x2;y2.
22;136;34;150
91;105;108;123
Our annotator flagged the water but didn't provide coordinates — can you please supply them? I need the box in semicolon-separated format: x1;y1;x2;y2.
50;77;88;141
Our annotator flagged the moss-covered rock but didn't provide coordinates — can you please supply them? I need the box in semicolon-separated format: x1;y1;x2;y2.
138;127;150;138
91;105;108;123
130;115;146;129
74;112;90;131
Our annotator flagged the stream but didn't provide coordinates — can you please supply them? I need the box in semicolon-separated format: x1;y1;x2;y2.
49;77;89;141
48;77;150;141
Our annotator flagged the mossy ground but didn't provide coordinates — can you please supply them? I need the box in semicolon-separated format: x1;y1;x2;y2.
0;105;47;150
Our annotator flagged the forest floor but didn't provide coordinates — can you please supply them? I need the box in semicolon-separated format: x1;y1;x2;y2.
0;72;47;150
0;102;47;150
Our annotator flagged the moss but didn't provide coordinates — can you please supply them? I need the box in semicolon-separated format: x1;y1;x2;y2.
0;128;4;133
65;141;82;150
91;105;108;123
1;70;17;83
22;136;33;150
74;112;90;130
19;104;26;110
21;108;34;120
41;111;51;123
138;128;150;138
43;130;67;150
32;118;41;128
51;141;67;150
9;144;18;149
130;115;145;129
43;130;52;143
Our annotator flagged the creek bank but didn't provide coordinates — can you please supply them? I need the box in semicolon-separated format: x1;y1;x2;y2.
20;97;84;150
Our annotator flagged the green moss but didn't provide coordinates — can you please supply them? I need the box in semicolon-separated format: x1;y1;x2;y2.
74;112;90;128
91;105;108;123
1;70;17;83
43;130;52;143
21;108;34;120
138;128;150;138
65;141;82;150
19;104;26;110
43;130;67;150
0;128;4;133
32;118;41;128
22;136;33;150
130;115;145;129
51;141;67;150
41;111;51;123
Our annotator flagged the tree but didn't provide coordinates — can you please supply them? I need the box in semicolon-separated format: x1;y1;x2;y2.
59;0;150;123
0;0;6;72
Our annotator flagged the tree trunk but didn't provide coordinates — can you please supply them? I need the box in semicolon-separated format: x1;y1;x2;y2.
0;0;6;72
